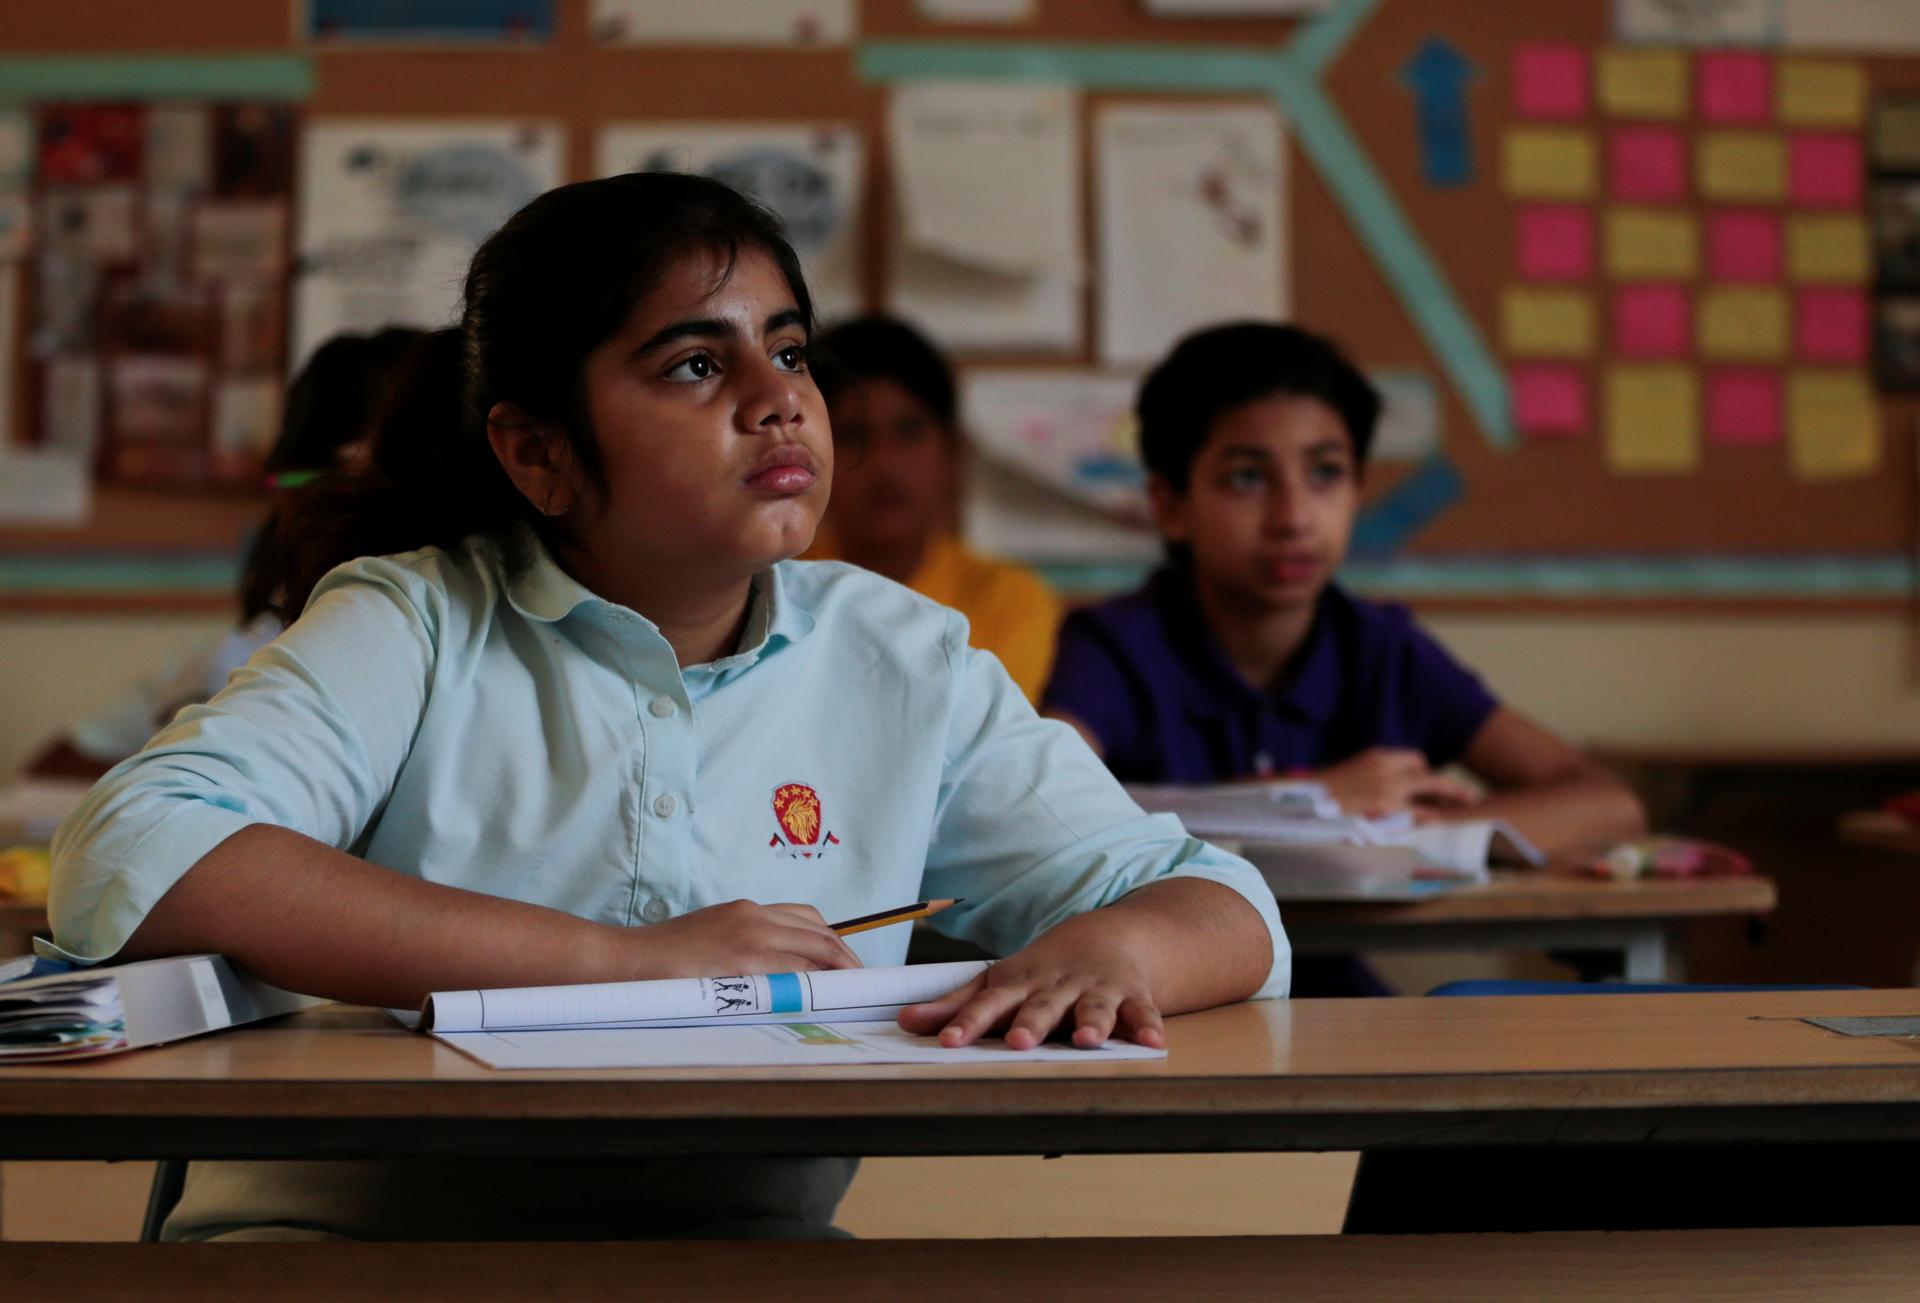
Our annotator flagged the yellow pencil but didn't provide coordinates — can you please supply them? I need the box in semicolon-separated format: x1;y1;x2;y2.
830;898;962;936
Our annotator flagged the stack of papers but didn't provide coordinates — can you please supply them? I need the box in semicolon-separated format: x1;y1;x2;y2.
1128;782;1545;900
0;967;126;1062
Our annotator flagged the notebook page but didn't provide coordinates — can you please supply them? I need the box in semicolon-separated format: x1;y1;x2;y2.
426;960;988;1034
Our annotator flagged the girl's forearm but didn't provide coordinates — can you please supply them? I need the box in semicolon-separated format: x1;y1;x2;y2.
1100;876;1275;1012
119;823;632;1010
1451;774;1648;858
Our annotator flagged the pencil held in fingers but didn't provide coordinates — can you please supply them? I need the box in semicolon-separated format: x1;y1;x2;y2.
830;898;962;936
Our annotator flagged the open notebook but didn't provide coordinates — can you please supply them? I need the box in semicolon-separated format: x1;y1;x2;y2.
419;960;1168;1070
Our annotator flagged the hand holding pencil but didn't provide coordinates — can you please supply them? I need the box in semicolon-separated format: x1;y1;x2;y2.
830;899;961;936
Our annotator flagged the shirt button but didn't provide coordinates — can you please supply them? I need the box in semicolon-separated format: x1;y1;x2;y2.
652;793;678;818
649;696;675;719
641;897;671;923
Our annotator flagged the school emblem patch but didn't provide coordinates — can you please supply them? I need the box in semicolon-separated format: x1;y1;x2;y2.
770;782;840;859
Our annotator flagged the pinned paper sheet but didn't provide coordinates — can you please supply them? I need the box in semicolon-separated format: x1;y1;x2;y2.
887;82;1080;350
1779;0;1920;54
1598;48;1688;120
961;369;1152;536
597;123;865;321
1510;363;1588;439
1515;205;1593;280
1605;364;1699;474
1514;43;1588;120
1697;52;1771;124
1788;213;1869;282
589;0;854;45
1698;131;1786;201
1789;133;1863;207
1794;287;1869;362
1369;372;1444;461
295;120;563;368
1787;370;1878;479
1706;367;1782;445
1699;286;1789;360
1778;60;1866;127
1608;126;1687;202
1614;0;1778;45
1502;286;1595;358
1612;284;1691;358
1095;103;1285;367
1606;208;1698;279
1875;99;1920;168
916;0;1036;19
0;446;90;525
1707;210;1782;282
1502;127;1597;199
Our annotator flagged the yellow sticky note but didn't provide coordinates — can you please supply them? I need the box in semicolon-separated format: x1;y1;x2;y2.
1777;60;1866;128
1502;127;1597;199
1502;287;1596;358
1605;364;1699;475
1788;370;1880;479
1598;48;1688;119
1787;214;1870;283
1698;287;1789;361
1697;131;1786;201
1605;208;1698;280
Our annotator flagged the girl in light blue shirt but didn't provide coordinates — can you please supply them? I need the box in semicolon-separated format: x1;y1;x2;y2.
50;172;1288;1241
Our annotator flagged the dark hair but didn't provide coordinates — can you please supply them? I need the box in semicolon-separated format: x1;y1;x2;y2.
1136;322;1381;491
275;171;814;617
815;314;957;431
238;326;426;621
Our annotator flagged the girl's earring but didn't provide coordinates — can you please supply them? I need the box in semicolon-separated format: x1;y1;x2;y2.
541;487;567;517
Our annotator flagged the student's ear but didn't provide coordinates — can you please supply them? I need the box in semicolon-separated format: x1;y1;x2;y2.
1147;473;1192;545
486;401;578;518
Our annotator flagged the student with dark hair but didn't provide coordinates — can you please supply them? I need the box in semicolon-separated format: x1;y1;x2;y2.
49;173;1286;1240
25;327;423;780
808;314;1061;701
1043;323;1644;978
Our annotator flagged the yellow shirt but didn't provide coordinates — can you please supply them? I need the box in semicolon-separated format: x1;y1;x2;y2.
808;534;1063;702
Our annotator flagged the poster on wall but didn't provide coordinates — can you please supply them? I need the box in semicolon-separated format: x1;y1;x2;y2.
1094;103;1287;367
589;0;854;46
596;123;864;322
886;82;1082;351
22;102;297;489
301;0;555;44
293;119;563;367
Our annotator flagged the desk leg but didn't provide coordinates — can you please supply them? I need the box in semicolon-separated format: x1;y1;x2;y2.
1623;925;1685;983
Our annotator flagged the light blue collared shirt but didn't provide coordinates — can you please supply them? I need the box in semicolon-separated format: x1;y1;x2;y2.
49;527;1290;998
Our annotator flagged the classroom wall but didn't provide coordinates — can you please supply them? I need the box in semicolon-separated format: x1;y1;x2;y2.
6;607;1920;777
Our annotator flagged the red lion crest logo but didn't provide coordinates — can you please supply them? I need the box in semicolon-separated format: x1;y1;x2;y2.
770;783;840;859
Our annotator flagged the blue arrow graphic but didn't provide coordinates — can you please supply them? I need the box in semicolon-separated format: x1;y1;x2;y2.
1400;36;1475;189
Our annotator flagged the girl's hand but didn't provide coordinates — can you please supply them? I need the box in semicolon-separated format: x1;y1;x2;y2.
896;915;1163;1051
1317;747;1479;819
629;900;862;979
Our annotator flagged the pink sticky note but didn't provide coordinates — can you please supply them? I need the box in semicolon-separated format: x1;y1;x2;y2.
1705;210;1783;282
1612;285;1692;358
1512;364;1588;437
1789;133;1864;207
1706;368;1782;444
1517;205;1595;280
1515;43;1588;120
1697;51;1772;124
1608;126;1688;202
1795;287;1869;361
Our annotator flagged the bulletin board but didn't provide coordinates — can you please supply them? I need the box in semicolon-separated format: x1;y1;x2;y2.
2;0;1919;610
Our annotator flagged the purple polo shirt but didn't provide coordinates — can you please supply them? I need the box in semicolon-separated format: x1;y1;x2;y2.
1042;569;1500;784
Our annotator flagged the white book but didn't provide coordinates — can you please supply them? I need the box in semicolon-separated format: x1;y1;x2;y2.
0;954;322;1064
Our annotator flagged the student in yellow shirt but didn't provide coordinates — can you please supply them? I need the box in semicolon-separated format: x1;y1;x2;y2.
810;315;1062;701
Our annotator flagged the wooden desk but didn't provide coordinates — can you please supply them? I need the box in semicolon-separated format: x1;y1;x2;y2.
4;1228;1916;1302
1281;870;1777;982
2;989;1917;1163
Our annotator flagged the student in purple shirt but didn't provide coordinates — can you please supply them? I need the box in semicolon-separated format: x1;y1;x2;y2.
1043;323;1645;992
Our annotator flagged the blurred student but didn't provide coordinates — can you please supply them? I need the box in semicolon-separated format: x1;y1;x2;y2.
26;328;425;780
809;315;1062;701
1042;324;1645;861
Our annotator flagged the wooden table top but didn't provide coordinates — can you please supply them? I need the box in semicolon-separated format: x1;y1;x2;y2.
1279;868;1776;926
1840;811;1920;856
3;990;1918;1161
